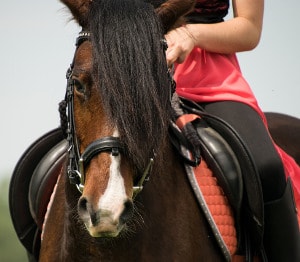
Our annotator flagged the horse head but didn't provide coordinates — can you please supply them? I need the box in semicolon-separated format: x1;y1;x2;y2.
60;0;195;238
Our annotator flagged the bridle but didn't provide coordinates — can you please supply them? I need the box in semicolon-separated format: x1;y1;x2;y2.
59;31;154;196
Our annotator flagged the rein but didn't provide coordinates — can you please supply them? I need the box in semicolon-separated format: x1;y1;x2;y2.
59;31;154;195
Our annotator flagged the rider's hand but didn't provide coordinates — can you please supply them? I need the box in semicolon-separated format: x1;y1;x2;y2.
165;25;196;67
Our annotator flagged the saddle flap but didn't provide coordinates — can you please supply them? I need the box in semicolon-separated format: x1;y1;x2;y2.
194;119;243;214
29;140;67;229
9;128;64;255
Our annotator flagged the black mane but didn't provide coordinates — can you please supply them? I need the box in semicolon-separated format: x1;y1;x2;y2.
88;0;172;170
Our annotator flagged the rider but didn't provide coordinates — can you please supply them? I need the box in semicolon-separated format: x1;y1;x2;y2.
165;0;300;261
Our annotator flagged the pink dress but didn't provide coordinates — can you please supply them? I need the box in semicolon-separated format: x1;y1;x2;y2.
174;47;300;222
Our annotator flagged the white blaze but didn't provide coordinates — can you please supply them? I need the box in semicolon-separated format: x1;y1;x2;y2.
98;131;127;220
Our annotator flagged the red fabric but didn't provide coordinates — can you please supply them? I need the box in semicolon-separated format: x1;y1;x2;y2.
174;47;300;223
194;160;238;255
176;114;200;129
174;48;260;113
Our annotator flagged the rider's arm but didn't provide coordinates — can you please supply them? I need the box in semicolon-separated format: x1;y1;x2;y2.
165;0;264;65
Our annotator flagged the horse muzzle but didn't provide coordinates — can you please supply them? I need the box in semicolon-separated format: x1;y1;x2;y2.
78;196;134;238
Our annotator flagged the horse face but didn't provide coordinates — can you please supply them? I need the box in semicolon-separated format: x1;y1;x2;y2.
71;41;135;238
61;0;196;239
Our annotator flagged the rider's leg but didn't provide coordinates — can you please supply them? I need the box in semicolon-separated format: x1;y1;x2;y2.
202;101;300;262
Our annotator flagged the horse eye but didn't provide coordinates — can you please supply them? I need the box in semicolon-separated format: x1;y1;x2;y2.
73;79;86;95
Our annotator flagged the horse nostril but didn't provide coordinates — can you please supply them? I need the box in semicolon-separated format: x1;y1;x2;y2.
78;197;100;226
90;211;100;226
120;200;134;224
78;197;88;213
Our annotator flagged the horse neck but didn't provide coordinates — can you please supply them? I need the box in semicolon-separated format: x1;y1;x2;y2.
144;143;194;215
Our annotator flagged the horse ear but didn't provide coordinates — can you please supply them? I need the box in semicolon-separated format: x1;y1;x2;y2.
60;0;92;28
155;0;196;33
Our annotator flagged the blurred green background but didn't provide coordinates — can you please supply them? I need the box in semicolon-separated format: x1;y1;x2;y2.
0;176;27;261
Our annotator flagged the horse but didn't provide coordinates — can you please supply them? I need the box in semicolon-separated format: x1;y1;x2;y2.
8;0;300;261
41;0;232;261
265;112;300;165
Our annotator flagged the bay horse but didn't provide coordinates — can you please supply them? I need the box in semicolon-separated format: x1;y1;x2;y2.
9;0;300;261
41;0;232;261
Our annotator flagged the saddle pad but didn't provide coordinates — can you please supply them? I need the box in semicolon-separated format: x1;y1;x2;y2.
193;160;237;255
183;149;238;261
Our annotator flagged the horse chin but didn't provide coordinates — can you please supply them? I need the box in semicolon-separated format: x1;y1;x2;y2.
86;222;125;238
90;229;120;238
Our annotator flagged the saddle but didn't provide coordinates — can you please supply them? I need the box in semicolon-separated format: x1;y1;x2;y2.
9;128;67;260
169;97;264;259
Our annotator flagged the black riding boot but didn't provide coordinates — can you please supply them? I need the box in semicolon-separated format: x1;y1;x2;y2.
263;178;300;262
